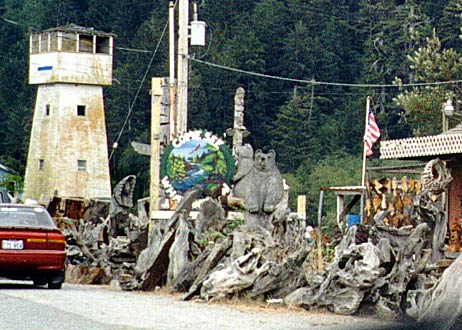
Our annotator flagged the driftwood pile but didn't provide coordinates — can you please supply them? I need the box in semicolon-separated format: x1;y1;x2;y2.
61;212;148;284
286;216;434;317
120;147;314;302
52;176;149;284
118;157;461;325
408;251;462;329
120;184;310;300
286;159;454;321
52;155;462;325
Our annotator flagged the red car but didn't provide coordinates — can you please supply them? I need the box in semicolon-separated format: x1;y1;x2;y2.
0;204;66;289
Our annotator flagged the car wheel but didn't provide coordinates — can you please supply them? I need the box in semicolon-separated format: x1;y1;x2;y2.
47;271;65;289
48;281;63;289
33;278;47;286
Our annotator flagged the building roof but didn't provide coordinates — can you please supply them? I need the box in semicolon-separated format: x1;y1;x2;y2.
380;125;462;159
38;23;116;37
368;162;426;174
320;186;364;194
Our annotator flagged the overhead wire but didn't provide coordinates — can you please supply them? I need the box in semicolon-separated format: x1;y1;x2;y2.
108;0;177;161
5;1;462;129
21;2;460;93
115;47;152;53
188;57;462;88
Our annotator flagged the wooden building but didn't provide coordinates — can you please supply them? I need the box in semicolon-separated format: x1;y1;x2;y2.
380;127;462;252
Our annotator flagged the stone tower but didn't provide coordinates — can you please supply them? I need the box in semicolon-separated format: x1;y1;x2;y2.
24;24;114;201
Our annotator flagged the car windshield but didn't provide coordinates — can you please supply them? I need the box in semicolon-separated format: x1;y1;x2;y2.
0;207;56;228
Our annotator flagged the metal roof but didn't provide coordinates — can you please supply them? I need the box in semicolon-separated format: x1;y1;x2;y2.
36;24;116;37
380;126;462;159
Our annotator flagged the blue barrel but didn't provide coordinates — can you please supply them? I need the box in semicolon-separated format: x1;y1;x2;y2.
346;214;360;228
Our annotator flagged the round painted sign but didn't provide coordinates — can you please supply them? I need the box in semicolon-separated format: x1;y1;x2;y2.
160;130;234;201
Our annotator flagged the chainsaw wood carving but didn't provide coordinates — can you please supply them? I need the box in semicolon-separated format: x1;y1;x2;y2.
226;87;250;156
109;175;136;237
233;147;284;230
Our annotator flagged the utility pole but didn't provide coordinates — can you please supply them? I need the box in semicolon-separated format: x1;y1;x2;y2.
169;1;176;139
177;0;189;135
150;78;165;218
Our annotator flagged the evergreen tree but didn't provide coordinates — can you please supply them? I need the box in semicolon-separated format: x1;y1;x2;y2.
394;31;462;135
357;0;432;139
294;153;363;226
272;92;321;172
1;0;462;205
437;0;462;50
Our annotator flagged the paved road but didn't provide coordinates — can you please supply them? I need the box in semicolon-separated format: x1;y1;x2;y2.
0;281;392;330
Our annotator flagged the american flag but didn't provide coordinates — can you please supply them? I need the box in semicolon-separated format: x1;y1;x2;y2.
364;106;380;156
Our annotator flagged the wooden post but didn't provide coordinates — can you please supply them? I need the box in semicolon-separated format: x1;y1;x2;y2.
177;0;189;135
317;228;324;271
315;192;324;272
297;195;306;220
337;194;344;232
317;190;324;227
150;78;164;219
168;2;176;139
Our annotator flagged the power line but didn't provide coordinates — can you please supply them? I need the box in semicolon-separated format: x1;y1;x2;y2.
2;18;20;26
115;46;152;53
189;57;462;88
109;1;177;161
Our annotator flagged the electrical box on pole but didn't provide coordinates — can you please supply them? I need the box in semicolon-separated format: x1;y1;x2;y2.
190;20;206;46
177;1;207;135
190;2;206;47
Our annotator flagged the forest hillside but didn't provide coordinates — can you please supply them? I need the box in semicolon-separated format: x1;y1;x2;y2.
1;0;461;226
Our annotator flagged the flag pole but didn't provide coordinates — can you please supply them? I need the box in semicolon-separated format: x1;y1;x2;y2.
360;96;371;224
361;96;371;188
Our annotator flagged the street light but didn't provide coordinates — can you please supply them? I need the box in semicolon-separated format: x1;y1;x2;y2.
442;99;455;132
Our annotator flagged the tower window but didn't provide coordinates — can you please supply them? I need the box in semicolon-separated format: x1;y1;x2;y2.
79;35;93;53
62;33;77;52
49;32;59;52
77;160;87;171
38;159;44;171
30;33;40;54
77;105;86;116
45;104;50;116
40;33;49;53
96;36;110;54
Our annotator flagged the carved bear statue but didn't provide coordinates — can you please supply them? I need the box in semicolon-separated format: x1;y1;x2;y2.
233;148;284;214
